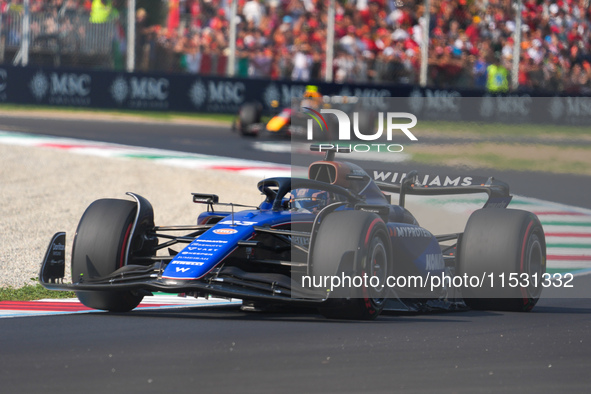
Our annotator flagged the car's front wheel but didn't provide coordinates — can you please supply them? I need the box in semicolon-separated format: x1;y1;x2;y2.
71;199;145;312
311;210;391;320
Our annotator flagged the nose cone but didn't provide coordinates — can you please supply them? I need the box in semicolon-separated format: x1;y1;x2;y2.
266;116;288;132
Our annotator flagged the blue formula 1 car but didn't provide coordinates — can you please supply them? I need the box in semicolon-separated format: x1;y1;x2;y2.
40;146;546;320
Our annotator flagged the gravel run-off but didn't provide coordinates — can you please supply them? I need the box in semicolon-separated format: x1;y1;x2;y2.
0;143;262;288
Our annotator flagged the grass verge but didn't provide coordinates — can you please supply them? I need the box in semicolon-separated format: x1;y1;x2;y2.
0;281;75;301
0;104;235;124
406;143;591;175
415;120;591;140
1;104;589;140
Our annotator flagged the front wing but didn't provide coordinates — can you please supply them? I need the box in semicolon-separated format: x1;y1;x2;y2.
39;232;466;313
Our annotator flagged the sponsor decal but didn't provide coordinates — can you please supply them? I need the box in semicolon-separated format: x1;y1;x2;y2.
110;75;169;109
110;76;128;104
181;251;213;257
425;253;445;271
188;79;207;107
52;243;65;251
218;220;256;226
548;96;591;124
186;244;222;253
408;88;461;115
337;87;392;109
479;94;532;118
263;83;305;108
29;71;91;105
172;261;205;266
373;171;474;186
394;226;432;238
189;79;245;112
213;228;238;235
263;83;280;106
483;196;513;209
30;71;49;100
0;68;7;101
189;239;228;244
51;243;66;263
290;235;310;247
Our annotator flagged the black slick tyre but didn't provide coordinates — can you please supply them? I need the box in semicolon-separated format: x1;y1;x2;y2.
311;210;391;320
238;102;262;136
458;208;546;312
71;199;144;312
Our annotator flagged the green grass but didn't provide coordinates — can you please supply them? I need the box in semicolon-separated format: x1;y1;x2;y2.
410;150;591;174
415;120;591;139
0;103;235;124
0;281;75;301
2;103;590;139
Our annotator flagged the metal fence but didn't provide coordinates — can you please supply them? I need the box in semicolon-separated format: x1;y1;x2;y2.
1;10;118;68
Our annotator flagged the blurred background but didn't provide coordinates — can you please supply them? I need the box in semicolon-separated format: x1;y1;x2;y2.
1;0;590;94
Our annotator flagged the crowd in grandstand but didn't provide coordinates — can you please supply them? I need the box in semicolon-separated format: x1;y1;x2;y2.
135;0;591;93
0;0;100;13
1;0;591;93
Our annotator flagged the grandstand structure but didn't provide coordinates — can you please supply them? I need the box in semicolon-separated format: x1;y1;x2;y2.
1;0;590;93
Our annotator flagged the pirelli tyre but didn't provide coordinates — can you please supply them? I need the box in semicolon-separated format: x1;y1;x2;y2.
236;102;262;136
71;199;144;312
458;208;546;312
311;210;391;320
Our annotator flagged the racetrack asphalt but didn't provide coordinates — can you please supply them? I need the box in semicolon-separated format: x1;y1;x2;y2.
1;115;590;393
1;285;590;393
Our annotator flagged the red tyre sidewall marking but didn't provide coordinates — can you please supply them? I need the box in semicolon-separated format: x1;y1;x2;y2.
519;220;535;305
119;223;133;269
363;218;384;315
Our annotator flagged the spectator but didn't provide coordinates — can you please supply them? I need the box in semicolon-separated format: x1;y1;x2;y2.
472;53;488;88
486;53;509;93
243;0;263;27
291;44;312;81
134;8;153;71
250;47;272;77
89;0;112;24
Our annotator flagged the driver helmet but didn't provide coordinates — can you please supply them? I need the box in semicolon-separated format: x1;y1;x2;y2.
303;85;321;99
289;189;330;212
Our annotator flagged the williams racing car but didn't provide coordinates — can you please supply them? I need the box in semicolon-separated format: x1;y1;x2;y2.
40;146;546;320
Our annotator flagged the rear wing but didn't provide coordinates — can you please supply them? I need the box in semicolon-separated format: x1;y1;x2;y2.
372;170;512;209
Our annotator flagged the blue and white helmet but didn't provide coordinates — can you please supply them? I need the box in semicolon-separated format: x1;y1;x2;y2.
289;189;330;212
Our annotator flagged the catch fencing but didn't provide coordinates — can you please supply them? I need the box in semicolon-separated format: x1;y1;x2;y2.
1;10;117;68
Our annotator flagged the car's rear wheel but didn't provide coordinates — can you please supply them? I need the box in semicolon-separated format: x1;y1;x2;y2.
311;210;391;320
72;199;144;312
458;208;546;312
